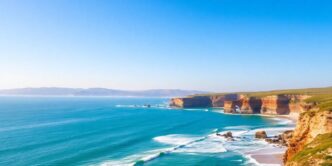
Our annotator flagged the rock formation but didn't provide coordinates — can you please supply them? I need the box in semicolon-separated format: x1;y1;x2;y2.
170;96;212;108
265;130;293;146
284;109;332;165
255;130;267;139
170;94;309;116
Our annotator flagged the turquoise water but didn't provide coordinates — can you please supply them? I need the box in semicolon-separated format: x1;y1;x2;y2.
0;97;292;166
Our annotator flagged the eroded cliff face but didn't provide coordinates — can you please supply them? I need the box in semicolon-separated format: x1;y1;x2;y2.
170;94;242;108
284;109;332;165
240;97;262;114
170;96;212;108
224;96;262;114
171;94;309;115
261;95;310;115
210;95;225;107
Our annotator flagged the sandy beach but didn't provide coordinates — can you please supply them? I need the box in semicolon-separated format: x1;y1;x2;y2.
248;146;286;166
247;114;297;166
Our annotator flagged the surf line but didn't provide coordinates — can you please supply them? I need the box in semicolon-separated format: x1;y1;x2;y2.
133;129;221;166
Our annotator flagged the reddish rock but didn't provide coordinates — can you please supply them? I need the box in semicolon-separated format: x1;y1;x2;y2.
255;131;267;139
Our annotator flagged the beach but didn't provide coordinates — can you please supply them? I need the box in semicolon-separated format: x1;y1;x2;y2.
248;115;296;166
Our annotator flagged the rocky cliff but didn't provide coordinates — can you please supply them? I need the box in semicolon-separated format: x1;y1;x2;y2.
223;96;262;114
170;94;241;108
284;108;332;165
170;96;212;108
171;94;309;116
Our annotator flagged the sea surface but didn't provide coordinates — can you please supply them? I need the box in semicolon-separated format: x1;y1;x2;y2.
0;97;294;166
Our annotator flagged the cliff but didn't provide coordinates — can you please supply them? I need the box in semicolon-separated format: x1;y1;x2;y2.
170;94;241;108
285;132;332;166
224;96;262;114
170;87;332;165
284;107;332;165
171;94;308;116
170;96;212;108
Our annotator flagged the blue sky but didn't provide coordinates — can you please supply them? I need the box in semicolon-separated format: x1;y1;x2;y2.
0;0;331;92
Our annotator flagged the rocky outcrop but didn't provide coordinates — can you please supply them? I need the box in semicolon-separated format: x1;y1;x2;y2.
284;109;332;165
170;94;242;108
170;96;212;108
224;100;241;113
265;130;293;146
255;131;267;139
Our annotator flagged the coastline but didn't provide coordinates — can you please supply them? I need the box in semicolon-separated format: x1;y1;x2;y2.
248;146;286;166
258;113;298;123
209;108;297;166
220;109;298;124
249;114;297;166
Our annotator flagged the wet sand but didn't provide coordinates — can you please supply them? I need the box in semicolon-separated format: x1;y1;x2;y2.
248;146;286;166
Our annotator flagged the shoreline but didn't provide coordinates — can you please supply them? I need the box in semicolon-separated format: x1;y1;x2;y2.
218;111;296;166
250;152;285;166
220;109;298;124
188;108;296;166
248;115;295;166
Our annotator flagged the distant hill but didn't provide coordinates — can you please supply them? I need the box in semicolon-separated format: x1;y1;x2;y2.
0;87;207;97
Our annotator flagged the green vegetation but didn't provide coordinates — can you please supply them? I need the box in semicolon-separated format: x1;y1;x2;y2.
290;133;332;166
193;86;332;97
307;96;332;112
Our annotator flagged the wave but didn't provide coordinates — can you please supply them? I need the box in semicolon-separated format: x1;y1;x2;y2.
223;125;251;130
97;119;293;166
153;134;200;145
154;133;227;154
97;130;227;166
268;117;294;125
182;108;207;111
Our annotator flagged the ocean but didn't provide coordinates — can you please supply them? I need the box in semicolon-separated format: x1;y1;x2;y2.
0;97;294;166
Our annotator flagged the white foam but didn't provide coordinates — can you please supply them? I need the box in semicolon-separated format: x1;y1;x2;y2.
154;134;227;154
223;125;251;130
153;134;200;145
269;117;294;125
182;108;204;111
248;127;294;137
96;133;227;166
174;134;227;153
97;125;290;166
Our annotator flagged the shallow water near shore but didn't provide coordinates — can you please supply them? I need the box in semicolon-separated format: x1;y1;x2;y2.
0;97;294;166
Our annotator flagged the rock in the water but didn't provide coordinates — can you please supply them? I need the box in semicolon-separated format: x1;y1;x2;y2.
264;130;294;146
255;131;267;139
216;131;234;141
223;131;233;138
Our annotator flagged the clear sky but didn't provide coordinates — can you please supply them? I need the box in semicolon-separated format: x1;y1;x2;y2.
0;0;331;92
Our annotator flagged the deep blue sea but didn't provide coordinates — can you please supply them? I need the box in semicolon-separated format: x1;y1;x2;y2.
0;97;293;166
